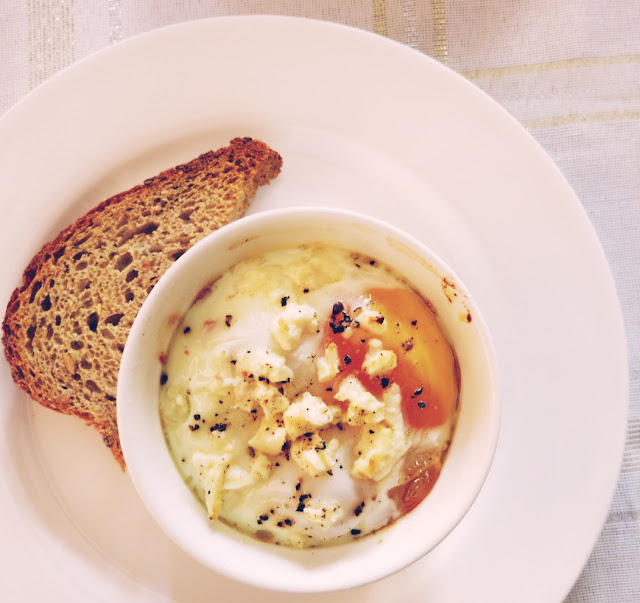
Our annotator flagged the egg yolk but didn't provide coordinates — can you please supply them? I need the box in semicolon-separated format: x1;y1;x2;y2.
321;288;458;429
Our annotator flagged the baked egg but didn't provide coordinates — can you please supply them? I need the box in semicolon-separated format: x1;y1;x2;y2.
159;244;459;548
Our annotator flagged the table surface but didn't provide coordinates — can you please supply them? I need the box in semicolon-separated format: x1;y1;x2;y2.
1;2;638;601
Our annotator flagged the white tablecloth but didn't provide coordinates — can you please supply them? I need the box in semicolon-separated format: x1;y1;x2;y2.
2;2;638;601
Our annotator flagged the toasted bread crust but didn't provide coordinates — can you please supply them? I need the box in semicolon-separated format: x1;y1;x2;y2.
2;137;282;468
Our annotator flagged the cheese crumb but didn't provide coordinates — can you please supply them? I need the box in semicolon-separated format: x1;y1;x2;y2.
235;349;293;383
232;382;260;413
232;350;293;413
192;451;231;520
291;433;339;477
334;376;385;426
283;392;335;439
252;381;289;417
250;451;272;481
362;338;397;376
302;499;343;527
356;306;387;335
271;303;319;351
316;342;340;382
248;417;287;456
382;383;405;431
351;426;409;481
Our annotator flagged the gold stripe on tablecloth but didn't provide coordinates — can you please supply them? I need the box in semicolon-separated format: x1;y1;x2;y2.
28;0;74;89
523;109;640;129
432;0;448;64
464;54;640;80
373;0;388;37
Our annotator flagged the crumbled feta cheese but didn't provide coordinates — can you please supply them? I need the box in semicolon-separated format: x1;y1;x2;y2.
355;306;387;335
271;303;319;351
232;381;260;413
235;380;289;417
250;451;272;481
334;376;385;426
257;383;290;417
316;342;341;382
382;383;405;431
192;451;231;520
302;499;343;527
362;338;397;376
351;426;409;482
248;417;287;456
291;433;339;477
283;392;335;439
232;349;292;412
235;349;293;384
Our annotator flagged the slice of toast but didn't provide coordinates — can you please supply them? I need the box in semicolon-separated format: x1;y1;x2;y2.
2;137;282;469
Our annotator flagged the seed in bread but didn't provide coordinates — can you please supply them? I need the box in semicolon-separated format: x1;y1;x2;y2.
2;137;283;469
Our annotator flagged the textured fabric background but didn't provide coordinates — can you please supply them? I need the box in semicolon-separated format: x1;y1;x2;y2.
1;1;638;601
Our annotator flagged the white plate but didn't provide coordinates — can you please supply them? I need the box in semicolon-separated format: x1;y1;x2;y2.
0;16;627;602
